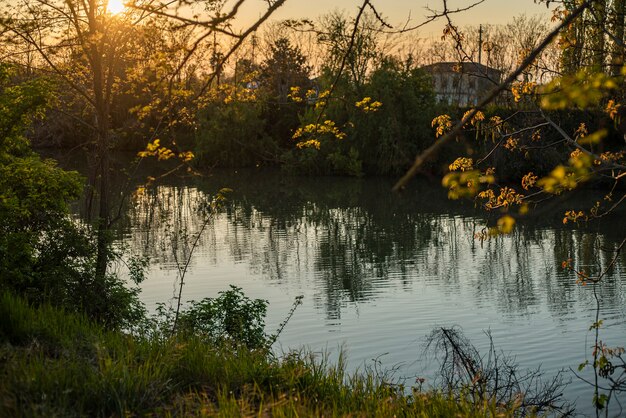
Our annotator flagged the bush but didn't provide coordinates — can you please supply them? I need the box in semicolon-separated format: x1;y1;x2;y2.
195;96;277;167
152;285;270;350
0;64;144;329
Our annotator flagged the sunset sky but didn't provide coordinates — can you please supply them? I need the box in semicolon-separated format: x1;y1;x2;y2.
240;0;553;37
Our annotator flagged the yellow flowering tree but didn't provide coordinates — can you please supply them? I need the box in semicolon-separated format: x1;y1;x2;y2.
392;1;626;412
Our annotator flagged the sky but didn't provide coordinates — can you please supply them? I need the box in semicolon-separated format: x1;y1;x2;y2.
238;0;553;37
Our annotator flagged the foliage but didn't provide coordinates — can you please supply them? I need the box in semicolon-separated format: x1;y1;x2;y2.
193;38;312;167
317;10;382;89
555;0;626;75
0;292;520;417
257;37;313;149
150;286;270;350
194;89;276;167
351;59;436;174
260;37;311;101
284;56;436;176
0;64;144;329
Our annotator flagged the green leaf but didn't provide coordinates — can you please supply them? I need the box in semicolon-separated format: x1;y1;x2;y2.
593;393;608;410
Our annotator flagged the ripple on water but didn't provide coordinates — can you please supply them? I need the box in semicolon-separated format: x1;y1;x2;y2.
105;173;626;417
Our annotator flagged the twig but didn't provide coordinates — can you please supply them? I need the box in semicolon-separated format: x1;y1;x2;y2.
171;206;214;334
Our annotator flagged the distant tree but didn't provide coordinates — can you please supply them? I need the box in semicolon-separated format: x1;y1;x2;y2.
560;0;626;75
256;37;310;148
610;0;626;75
260;37;311;102
423;15;556;83
350;57;436;174
317;11;382;91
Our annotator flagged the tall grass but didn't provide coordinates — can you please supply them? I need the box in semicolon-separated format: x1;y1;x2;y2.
0;292;517;417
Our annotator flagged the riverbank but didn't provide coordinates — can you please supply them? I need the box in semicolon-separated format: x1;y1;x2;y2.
0;291;515;417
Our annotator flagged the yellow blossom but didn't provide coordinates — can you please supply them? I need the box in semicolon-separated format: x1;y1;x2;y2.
462;109;485;127
605;99;621;120
448;157;474;172
504;137;519;151
521;172;538;190
355;97;383;113
432;114;452;138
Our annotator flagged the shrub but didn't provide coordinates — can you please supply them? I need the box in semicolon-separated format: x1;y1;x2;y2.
151;285;270;350
195;97;277;167
0;64;144;329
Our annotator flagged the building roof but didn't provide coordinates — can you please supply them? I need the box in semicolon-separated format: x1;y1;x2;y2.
421;62;502;78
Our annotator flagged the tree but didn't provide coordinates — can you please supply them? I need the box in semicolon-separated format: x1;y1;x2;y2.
0;63;144;327
347;57;436;174
423;15;558;84
2;0;155;284
560;0;626;75
257;36;311;147
389;0;626;413
260;37;311;102
317;10;382;91
0;0;288;285
610;0;626;75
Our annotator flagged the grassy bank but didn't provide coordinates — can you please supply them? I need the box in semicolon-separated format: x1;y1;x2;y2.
0;292;515;417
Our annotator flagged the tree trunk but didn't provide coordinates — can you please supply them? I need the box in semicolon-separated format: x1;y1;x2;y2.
591;0;607;69
611;0;626;76
88;2;111;283
95;115;110;282
561;0;586;73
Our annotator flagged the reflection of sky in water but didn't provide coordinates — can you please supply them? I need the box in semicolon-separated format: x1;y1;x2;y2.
106;171;626;417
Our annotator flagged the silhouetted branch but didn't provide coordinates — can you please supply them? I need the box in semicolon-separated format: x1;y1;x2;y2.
425;327;573;416
393;1;591;192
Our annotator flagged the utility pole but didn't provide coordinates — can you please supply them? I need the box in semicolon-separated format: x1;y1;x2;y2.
251;33;257;65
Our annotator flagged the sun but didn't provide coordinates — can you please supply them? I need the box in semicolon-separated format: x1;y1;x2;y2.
108;0;126;15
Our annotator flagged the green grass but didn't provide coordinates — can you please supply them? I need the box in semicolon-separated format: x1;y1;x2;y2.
0;292;516;417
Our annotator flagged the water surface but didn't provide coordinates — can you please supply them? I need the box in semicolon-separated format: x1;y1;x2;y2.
55;154;625;416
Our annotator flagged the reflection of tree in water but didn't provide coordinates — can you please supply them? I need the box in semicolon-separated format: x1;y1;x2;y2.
113;169;626;322
551;229;626;315
122;186;215;269
452;226;626;319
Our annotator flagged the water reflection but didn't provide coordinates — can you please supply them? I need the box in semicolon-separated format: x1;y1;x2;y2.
114;169;626;327
40;145;624;415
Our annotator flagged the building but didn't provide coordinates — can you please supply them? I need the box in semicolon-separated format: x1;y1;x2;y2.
421;62;502;107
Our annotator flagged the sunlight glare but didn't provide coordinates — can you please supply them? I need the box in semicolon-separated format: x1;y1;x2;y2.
108;0;125;15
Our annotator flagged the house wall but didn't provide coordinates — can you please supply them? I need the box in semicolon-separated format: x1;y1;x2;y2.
424;63;501;107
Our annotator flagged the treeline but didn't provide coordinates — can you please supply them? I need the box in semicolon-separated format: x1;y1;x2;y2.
8;10;445;176
8;8;615;177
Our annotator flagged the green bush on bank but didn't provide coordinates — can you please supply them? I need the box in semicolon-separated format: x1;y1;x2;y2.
280;61;438;177
0;292;517;417
0;63;144;329
195;96;278;168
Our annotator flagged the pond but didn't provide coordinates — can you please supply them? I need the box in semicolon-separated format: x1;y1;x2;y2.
55;151;626;417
